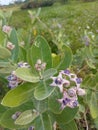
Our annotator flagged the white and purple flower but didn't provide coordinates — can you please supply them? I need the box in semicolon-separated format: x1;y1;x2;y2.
7;62;30;89
50;73;70;92
58;91;78;109
50;69;86;109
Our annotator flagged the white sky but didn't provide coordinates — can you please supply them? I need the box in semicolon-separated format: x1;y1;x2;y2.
0;0;24;5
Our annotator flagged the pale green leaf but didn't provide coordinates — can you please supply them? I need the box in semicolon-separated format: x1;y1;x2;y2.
1;82;37;107
0;46;11;59
9;28;19;62
48;89;62;114
0;101;34;129
27;35;52;71
15;110;39;125
89;92;98;119
42;68;57;80
57;45;73;70
15;68;40;83
34;80;55;100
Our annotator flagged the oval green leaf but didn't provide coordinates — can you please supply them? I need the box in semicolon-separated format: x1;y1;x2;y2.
27;35;52;71
34;80;55;100
48;89;62;114
1;82;37;107
57;45;73;70
42;68;57;80
0;101;34;129
15;110;39;125
0;46;11;59
15;68;40;83
9;28;19;62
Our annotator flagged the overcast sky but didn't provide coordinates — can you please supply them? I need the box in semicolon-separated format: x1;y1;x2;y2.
0;0;25;5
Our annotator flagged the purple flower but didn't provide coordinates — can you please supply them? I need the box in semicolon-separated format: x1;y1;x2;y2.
72;100;78;107
58;91;78;109
64;69;70;74
61;69;70;75
76;78;82;84
50;73;70;92
18;62;30;68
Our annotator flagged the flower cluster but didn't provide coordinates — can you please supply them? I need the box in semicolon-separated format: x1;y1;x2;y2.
35;59;46;71
50;69;85;109
7;62;30;89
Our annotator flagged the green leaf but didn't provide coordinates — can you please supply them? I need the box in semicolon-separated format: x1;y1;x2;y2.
48;89;62;114
42;68;57;80
0;105;8;121
15;68;40;83
33;98;48;113
57;45;73;70
60;120;78;130
27;35;52;71
15;110;39;125
89;92;98;119
0;67;15;75
86;59;96;69
1;82;37;107
54;107;78;124
34;80;55;100
0;46;11;59
0;62;11;68
94;117;98;129
0;30;5;45
9;28;19;62
18;46;27;61
34;113;52;130
0;62;16;74
0;101;34;129
52;53;60;68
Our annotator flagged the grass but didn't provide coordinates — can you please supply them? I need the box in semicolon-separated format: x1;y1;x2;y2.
1;1;98;52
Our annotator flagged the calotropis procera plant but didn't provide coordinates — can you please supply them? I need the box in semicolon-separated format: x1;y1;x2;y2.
0;19;84;129
0;9;98;130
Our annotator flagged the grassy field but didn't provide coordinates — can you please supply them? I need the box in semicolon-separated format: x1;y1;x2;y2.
1;1;98;52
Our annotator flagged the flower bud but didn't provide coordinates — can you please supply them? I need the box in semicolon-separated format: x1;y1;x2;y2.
67;88;76;97
41;62;46;70
37;59;42;64
11;111;21;120
11;114;17;120
77;88;86;96
7;42;15;50
2;25;12;34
